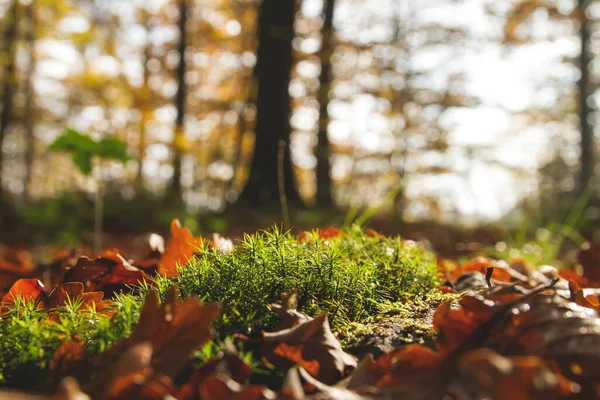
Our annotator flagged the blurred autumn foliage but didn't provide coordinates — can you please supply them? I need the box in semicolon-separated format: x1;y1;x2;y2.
0;0;597;236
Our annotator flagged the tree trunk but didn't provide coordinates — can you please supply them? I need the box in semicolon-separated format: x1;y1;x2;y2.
168;0;187;202
136;18;152;190
315;0;335;207
23;1;36;199
0;1;19;197
237;0;300;206
578;0;594;196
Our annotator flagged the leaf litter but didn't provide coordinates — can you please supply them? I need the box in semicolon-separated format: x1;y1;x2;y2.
0;222;600;399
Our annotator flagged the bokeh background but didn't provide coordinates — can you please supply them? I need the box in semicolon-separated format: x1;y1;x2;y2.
0;0;598;246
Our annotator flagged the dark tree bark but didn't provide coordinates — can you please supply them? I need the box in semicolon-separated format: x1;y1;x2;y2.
0;1;20;196
237;0;300;206
23;1;36;199
168;0;188;202
578;0;594;196
315;0;335;207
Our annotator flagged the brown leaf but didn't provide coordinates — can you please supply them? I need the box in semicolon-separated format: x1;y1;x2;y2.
457;349;579;400
579;242;600;283
270;289;312;331
177;341;252;400
43;282;108;313
108;374;175;400
447;256;512;284
100;288;220;381
198;373;275;400
49;340;86;377
262;314;357;384
105;342;154;399
64;250;147;296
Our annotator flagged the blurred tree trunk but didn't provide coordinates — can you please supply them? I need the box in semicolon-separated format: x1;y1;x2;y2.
0;1;19;197
136;17;152;190
238;0;300;206
578;0;594;196
168;0;188;202
23;1;36;199
315;0;335;208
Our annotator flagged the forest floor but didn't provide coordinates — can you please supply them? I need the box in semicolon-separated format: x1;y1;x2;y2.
0;220;599;399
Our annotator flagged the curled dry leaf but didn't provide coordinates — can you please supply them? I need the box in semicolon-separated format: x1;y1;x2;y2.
63;249;147;296
87;287;221;399
198;373;276;400
447;256;512;284
158;219;205;277
128;287;221;378
569;280;600;313
177;341;253;400
49;340;86;378
262;314;357;385
0;279;45;315
455;349;578;400
579;242;600;282
43;282;109;314
270;289;312;332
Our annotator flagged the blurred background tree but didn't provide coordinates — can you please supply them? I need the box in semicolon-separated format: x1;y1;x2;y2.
0;0;597;242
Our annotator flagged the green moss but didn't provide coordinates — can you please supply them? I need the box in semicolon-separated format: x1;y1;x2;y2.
172;225;441;334
0;293;142;387
0;225;441;388
336;292;456;352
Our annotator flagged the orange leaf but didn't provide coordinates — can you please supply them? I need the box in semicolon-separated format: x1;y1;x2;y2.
0;279;45;315
158;220;204;277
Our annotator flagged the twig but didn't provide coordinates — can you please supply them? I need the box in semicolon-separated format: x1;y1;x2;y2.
485;267;494;288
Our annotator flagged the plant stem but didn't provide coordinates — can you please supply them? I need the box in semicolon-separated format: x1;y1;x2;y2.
94;171;104;254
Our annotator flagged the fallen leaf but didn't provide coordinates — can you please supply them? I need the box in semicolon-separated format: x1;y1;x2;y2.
0;279;45;315
158;219;204;277
198;373;275;400
262;314;357;384
63;250;147;296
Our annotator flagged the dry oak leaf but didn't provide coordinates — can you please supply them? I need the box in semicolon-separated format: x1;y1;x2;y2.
86;288;220;398
270;289;312;332
447;256;512;284
198;373;276;400
432;284;600;398
126;287;221;378
104;343;177;400
262;314;357;385
48;339;86;380
0;377;89;400
569;280;600;313
43;282;109;314
63;249;148;296
295;367;370;400
158;219;205;277
177;341;253;400
457;349;579;400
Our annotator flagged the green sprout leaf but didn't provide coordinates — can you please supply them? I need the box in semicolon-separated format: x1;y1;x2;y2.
48;127;97;154
72;151;93;175
96;137;131;163
48;128;131;176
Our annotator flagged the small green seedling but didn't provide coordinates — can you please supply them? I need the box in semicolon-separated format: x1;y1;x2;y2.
49;127;131;252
